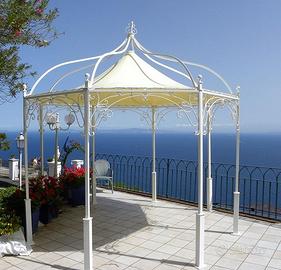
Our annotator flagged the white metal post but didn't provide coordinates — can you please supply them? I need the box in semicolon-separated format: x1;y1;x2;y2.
91;107;97;205
39;105;44;176
23;88;33;245
83;74;93;270
152;107;157;202
19;148;23;190
54;115;59;178
207;112;213;211
195;77;205;268
233;97;240;235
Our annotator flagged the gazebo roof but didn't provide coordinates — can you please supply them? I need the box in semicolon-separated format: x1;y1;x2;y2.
27;23;238;109
91;51;189;91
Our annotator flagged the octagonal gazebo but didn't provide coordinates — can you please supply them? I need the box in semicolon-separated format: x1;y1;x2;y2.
23;22;240;269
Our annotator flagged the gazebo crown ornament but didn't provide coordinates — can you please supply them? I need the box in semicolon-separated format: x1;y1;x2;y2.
126;21;137;36
22;22;240;270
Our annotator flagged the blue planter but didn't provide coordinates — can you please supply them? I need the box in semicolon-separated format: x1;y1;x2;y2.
39;204;53;224
32;208;40;233
69;185;85;206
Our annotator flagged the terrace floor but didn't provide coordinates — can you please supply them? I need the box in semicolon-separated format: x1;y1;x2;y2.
1;190;281;270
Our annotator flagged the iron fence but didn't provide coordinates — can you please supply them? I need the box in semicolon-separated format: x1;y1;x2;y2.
1;154;281;221
96;153;281;221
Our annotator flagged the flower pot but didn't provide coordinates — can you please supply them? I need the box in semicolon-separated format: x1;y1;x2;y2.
39;204;52;224
31;208;40;233
22;207;40;238
50;204;59;218
69;185;85;206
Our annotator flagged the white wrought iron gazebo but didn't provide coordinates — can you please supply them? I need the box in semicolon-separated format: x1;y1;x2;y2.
23;22;240;269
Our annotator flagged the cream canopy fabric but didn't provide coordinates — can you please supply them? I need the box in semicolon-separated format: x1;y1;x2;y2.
92;51;188;90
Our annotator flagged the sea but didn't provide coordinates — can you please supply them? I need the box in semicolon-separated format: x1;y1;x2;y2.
1;130;281;168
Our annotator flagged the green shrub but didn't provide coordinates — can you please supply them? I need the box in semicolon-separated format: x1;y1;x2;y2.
0;186;17;207
0;209;21;236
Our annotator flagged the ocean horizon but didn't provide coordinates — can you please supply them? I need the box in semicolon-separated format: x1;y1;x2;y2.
0;130;281;168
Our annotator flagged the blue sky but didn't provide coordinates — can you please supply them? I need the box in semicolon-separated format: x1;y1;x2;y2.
1;0;281;133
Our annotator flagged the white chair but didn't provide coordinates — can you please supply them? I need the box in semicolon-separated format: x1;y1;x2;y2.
94;159;113;193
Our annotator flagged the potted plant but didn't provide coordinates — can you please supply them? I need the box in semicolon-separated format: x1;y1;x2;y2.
3;187;40;234
37;176;62;224
60;166;85;206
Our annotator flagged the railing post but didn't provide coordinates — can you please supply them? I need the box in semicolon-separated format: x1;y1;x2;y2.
166;158;170;198
233;90;240;235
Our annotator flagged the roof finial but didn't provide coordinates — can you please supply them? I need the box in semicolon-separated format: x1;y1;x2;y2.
127;21;137;36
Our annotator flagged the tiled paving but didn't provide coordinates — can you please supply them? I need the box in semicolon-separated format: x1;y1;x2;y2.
2;190;281;270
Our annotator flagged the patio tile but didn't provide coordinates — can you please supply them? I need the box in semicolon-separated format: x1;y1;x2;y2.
257;240;279;250
66;251;84;263
97;261;128;270
268;258;281;269
131;258;161;270
238;262;266;270
49;257;78;268
215;257;242;270
3;190;281;270
0;261;13;270
244;254;271;266
114;254;140;266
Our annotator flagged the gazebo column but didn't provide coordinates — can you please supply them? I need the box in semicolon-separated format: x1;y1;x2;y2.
152;107;157;202
83;74;93;270
91;107;97;205
54;114;59;178
195;77;205;268
233;99;240;235
23;87;33;245
39;105;44;176
207;111;213;211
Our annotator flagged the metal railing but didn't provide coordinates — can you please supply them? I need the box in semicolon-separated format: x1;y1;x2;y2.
1;155;280;221
96;153;281;221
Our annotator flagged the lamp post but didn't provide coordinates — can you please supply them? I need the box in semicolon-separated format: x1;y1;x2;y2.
46;112;75;177
16;132;24;190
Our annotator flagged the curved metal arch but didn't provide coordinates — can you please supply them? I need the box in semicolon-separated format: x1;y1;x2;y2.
215;163;229;175
204;96;238;131
132;37;197;88
133;37;232;94
263;168;277;181
50;63;95;92
141;157;151;167
90;36;132;84
132;38;191;82
30;37;129;95
249;167;264;179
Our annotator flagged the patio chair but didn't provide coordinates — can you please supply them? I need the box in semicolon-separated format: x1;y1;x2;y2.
94;159;113;193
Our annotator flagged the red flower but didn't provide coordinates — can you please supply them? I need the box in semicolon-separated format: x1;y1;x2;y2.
15;30;21;37
35;8;43;15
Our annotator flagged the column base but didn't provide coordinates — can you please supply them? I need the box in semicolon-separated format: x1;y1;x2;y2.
83;217;93;270
233;191;240;235
207;177;213;212
24;199;34;245
152;171;157;202
195;213;205;269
